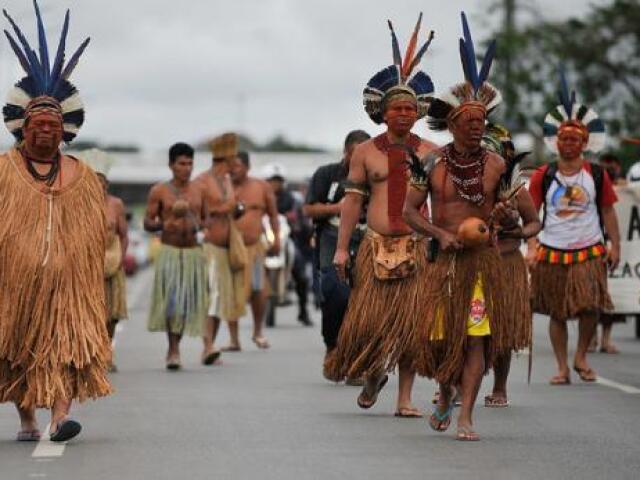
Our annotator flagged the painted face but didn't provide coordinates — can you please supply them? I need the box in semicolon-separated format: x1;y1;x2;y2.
170;155;194;182
22;111;63;156
557;129;587;161
450;108;486;151
383;99;418;135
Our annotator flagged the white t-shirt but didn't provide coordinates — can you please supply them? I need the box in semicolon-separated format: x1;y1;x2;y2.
538;169;603;250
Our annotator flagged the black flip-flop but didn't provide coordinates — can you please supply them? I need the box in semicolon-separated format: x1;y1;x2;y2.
357;375;389;409
573;366;597;382
202;351;221;366
49;419;82;443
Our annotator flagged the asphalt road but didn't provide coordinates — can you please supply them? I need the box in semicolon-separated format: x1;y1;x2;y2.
1;267;640;480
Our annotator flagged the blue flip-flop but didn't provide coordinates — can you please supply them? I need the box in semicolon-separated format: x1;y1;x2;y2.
49;419;82;443
429;405;454;432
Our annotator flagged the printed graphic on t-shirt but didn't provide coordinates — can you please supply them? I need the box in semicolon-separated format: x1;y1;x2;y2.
550;183;592;219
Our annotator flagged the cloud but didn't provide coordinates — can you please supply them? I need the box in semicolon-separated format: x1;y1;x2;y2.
0;0;607;150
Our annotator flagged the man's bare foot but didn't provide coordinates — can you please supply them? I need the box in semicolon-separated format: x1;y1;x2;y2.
49;417;82;443
394;405;423;418
428;403;453;432
484;392;509;408
15;404;39;441
357;375;388;409
549;367;571;385
201;349;221;365
600;343;620;354
252;336;270;349
220;344;241;352
16;429;41;442
456;425;480;441
166;353;181;370
573;364;597;382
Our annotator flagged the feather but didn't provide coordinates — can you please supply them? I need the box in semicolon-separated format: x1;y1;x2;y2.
408;71;434;96
387;20;402;67
406;151;427;183
478;39;496;86
55;37;90;94
50;10;70;90
558;66;573;118
408;30;434;75
402;12;422;79
3;9;45;93
460;12;479;90
459;39;473;86
33;0;50;89
3;30;32;75
60;90;83;113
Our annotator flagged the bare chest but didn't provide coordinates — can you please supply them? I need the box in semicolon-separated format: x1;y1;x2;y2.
235;182;265;209
160;185;202;213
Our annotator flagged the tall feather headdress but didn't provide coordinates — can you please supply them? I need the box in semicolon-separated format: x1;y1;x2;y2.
542;66;605;154
427;12;502;131
2;0;90;143
363;13;435;124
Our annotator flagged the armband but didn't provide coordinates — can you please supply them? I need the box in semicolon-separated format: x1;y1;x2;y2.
343;180;368;196
409;178;428;192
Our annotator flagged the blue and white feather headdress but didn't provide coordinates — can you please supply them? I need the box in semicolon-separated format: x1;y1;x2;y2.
542;67;605;154
2;0;89;144
363;13;435;125
428;12;501;131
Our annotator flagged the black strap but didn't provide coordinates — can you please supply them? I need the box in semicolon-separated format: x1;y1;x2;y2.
590;163;605;236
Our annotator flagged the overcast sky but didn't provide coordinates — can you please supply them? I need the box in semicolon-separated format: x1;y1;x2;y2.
0;0;607;151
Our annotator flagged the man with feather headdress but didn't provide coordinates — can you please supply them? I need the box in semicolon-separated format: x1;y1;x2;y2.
527;70;620;385
328;14;438;418
404;13;521;440
0;1;111;443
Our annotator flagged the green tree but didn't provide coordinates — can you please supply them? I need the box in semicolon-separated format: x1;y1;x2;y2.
487;0;640;167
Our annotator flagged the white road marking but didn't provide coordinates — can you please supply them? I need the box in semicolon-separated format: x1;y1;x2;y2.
31;424;66;458
596;376;640;394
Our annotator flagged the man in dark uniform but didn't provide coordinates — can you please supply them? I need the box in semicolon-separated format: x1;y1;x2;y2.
303;130;370;380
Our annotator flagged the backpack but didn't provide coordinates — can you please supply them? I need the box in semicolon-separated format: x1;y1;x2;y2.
540;161;605;235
